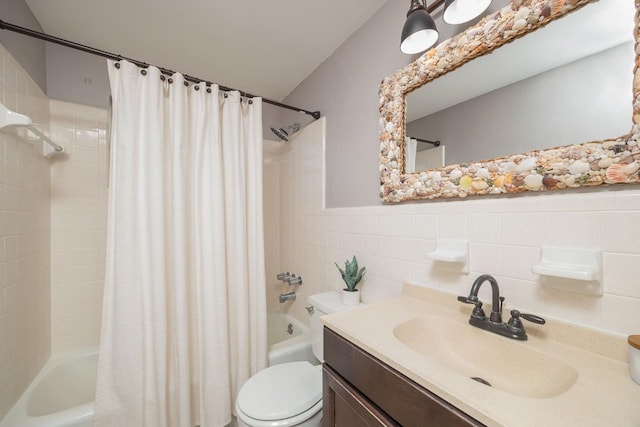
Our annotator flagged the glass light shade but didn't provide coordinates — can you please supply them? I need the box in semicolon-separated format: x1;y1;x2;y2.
443;0;492;25
401;8;439;54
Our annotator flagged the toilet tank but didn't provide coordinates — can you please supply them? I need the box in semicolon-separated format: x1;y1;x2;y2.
308;292;360;362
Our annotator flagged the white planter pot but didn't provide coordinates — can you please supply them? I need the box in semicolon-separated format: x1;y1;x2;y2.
341;289;360;306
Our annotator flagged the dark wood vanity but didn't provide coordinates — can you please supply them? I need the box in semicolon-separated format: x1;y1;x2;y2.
322;327;484;427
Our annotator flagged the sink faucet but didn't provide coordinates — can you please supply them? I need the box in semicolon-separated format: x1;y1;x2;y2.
464;274;504;323
458;274;545;340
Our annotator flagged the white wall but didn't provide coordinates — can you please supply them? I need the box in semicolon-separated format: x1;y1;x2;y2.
0;0;47;92
0;42;51;420
278;117;640;338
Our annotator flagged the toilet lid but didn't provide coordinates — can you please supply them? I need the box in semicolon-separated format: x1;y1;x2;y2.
237;361;322;421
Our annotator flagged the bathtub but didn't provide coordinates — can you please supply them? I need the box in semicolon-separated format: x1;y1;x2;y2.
267;312;317;366
0;349;97;427
1;313;314;427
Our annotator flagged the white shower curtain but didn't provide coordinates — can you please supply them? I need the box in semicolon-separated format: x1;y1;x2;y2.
405;136;417;173
94;60;267;427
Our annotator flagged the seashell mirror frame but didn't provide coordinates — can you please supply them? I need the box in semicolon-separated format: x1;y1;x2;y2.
379;0;640;203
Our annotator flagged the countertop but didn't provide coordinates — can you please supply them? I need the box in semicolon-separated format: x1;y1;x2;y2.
321;283;640;427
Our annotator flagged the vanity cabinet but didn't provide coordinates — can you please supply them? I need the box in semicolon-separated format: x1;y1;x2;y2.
322;327;484;427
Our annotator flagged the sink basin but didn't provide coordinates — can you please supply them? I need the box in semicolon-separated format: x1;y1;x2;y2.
393;316;578;398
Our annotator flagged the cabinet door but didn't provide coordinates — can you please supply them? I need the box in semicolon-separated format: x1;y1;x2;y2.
324;328;484;427
323;364;399;427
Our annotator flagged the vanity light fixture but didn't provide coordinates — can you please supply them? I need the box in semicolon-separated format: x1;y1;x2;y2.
443;0;493;24
401;0;439;54
401;0;493;54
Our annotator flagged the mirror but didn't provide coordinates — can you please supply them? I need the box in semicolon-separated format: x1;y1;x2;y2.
379;0;640;202
406;0;634;169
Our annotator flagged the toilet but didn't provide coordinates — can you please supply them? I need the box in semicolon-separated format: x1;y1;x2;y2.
236;291;358;427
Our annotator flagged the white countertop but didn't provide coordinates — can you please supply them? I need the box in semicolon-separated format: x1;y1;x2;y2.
322;283;640;427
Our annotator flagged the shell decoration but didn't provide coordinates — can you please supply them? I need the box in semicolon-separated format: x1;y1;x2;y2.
378;0;640;203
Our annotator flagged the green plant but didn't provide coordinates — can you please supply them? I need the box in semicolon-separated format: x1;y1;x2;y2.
335;256;366;292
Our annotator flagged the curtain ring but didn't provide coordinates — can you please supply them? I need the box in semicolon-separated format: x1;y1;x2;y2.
223;93;228;98
168;78;173;84
160;75;166;81
249;99;253;104
184;81;189;87
114;62;121;69
141;69;147;76
207;88;212;94
194;85;200;91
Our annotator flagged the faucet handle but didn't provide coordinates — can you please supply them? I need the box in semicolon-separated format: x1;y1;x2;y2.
508;310;545;330
457;295;477;304
521;312;545;325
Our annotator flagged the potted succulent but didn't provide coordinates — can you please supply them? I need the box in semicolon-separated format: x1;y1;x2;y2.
335;255;366;306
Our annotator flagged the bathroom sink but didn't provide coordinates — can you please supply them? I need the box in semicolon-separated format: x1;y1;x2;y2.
393;316;578;399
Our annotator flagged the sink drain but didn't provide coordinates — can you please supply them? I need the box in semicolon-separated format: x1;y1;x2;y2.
470;377;492;387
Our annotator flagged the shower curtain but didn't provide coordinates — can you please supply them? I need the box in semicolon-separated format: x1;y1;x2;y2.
94;60;267;427
405;136;417;173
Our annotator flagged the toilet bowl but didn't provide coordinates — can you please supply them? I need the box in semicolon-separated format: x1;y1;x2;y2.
236;291;359;427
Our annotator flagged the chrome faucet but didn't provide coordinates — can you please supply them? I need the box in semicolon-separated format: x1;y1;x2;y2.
287;274;303;285
279;291;296;303
277;272;293;281
458;274;545;340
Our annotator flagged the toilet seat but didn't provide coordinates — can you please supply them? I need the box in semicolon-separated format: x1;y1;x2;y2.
236;361;322;426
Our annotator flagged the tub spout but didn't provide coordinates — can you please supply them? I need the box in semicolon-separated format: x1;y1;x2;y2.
279;292;296;303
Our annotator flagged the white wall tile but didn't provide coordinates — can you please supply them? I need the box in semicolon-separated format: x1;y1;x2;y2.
469;243;502;275
544;212;601;248
0;44;51;421
414;215;438;239
600;294;640;336
502;213;544;246
49;100;108;354
438;213;466;239
467;213;501;244
602;253;640;299
542;288;602;330
502;245;540;281
600;211;640;253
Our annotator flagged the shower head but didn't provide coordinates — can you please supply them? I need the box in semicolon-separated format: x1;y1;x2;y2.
270;123;300;142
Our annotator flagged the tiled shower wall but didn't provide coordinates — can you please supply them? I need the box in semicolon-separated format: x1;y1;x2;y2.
280;119;640;338
49;100;108;353
0;43;51;420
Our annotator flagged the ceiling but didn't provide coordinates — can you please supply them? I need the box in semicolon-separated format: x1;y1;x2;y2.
25;0;388;101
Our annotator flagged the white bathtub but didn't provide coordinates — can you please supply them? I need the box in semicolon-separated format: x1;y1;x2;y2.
0;349;97;427
267;312;317;366
0;313;315;427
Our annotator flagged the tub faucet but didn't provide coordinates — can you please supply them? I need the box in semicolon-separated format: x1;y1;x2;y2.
279;291;296;303
458;274;545;340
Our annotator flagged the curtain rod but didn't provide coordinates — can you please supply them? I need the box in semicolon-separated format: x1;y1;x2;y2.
409;136;441;147
0;19;322;120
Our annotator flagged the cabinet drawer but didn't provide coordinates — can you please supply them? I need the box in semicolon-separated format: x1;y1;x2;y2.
323;327;484;427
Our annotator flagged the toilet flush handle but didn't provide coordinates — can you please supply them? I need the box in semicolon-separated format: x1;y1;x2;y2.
305;305;315;315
